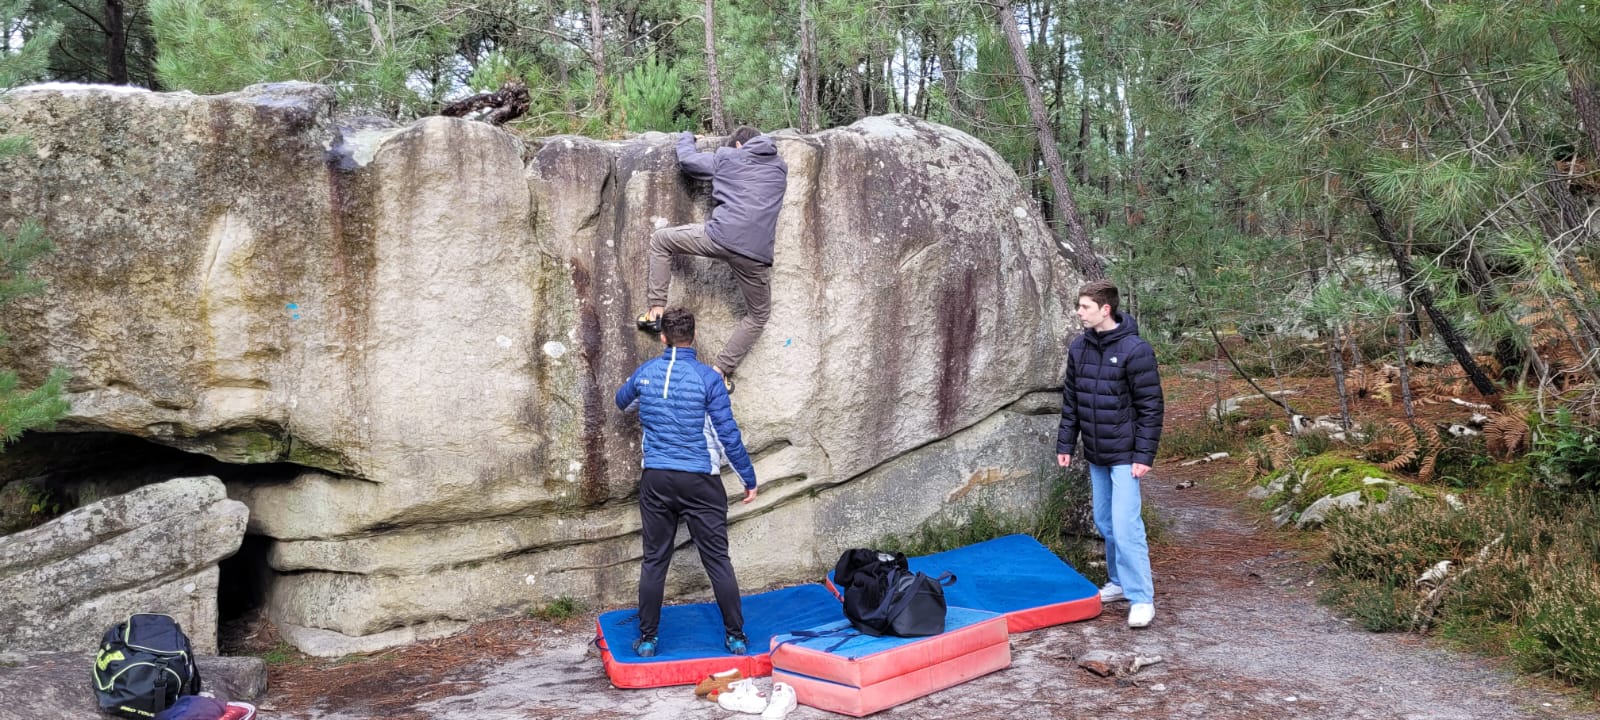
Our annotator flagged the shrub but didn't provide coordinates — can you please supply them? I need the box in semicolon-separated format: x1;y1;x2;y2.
1318;485;1600;691
0;481;66;535
1530;410;1600;491
1159;418;1246;459
1514;556;1600;689
530;596;583;621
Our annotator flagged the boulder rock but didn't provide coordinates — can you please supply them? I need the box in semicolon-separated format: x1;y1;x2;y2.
0;476;246;653
1295;491;1365;528
0;651;266;720
0;84;1077;653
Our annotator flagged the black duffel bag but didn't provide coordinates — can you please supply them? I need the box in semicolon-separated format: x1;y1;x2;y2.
92;613;202;718
834;548;957;637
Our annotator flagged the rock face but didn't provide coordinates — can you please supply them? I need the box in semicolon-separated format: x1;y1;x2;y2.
0;476;247;653
0;651;266;720
0;83;1078;654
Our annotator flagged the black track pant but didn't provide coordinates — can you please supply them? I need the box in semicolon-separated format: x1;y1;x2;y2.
637;468;744;639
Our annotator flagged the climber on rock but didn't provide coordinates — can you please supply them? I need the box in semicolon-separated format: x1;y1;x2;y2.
635;126;788;395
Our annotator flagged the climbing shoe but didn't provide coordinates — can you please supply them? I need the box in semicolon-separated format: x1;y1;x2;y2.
636;310;661;334
695;668;744;698
725;632;749;655
634;635;659;658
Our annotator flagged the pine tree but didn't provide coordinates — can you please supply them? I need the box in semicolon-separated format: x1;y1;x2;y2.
616;55;687;131
0;0;70;448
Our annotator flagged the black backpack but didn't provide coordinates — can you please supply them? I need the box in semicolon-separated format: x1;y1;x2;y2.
92;614;202;718
834;548;957;637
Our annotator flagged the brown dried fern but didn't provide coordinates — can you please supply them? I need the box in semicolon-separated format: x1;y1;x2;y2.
1378;420;1420;472
1484;412;1531;459
1266;426;1296;470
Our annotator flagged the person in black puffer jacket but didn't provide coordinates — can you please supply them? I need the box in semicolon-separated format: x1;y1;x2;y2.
1057;280;1165;629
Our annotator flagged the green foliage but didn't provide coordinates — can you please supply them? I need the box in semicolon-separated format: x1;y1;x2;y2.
1529;410;1600;491
1516;561;1600;689
0;0;61;88
20;0;160;87
149;0;335;94
150;0;495;117
1320;485;1600;690
1431;444;1531;491
0;5;70;457
467;51;534;94
0;481;65;534
530;596;584;621
875;503;1029;558
1158;416;1245;459
616;57;687;132
0;217;49;306
256;641;304;666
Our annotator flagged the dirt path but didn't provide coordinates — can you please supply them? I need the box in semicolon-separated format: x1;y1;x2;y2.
263;457;1596;720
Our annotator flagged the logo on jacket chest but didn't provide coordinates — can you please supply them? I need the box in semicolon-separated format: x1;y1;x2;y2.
1111;357;1119;364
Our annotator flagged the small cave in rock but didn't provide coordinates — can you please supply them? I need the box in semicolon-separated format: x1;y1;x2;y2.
0;430;310;645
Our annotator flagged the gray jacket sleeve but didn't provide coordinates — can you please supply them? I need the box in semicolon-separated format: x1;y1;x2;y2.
676;132;715;179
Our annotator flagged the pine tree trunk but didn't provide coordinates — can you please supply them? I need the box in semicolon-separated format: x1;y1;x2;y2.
588;0;609;113
1464;65;1600;373
355;0;385;51
915;37;930;117
900;29;911;113
851;68;866;118
797;0;817;132
703;0;726;133
1328;324;1353;432
103;0;129;85
1360;184;1499;400
1075;97;1090;186
1395;312;1417;428
994;0;1103;280
1552;28;1600;163
939;44;962;122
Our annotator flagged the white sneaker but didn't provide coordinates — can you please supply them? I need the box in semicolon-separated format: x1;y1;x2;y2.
1099;583;1125;603
1128;603;1154;628
718;679;768;714
761;681;798;719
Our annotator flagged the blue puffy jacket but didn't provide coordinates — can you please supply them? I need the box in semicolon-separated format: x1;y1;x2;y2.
615;346;757;490
1057;312;1165;466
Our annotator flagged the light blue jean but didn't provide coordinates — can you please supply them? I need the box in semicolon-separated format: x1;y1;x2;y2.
1090;463;1153;604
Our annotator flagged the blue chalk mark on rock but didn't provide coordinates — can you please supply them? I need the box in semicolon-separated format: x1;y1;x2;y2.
784;338;792;347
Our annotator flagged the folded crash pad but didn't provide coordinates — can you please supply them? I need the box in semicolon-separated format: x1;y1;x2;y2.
769;607;1011;717
826;534;1101;632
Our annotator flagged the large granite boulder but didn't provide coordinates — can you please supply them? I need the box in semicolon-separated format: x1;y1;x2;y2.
0;476;247;653
0;83;1078;655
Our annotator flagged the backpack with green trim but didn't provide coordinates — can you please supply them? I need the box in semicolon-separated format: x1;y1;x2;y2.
92;613;202;718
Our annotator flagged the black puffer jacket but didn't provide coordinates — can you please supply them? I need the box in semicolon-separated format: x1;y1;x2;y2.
1057;312;1165;466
